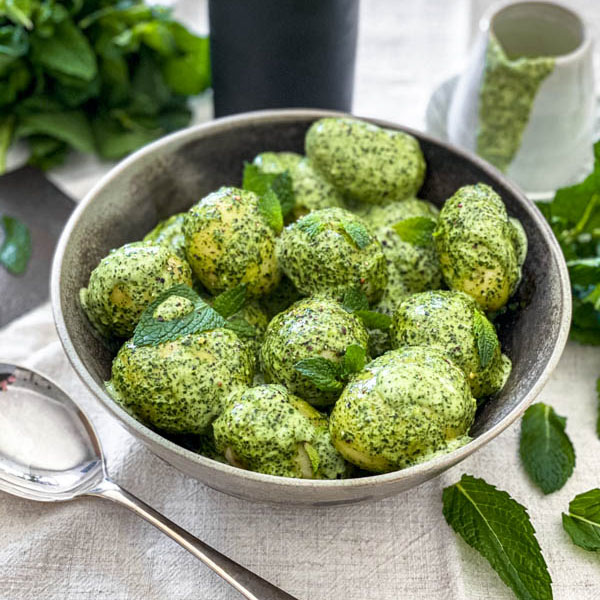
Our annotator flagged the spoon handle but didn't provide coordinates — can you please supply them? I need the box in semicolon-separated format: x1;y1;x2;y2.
89;479;300;600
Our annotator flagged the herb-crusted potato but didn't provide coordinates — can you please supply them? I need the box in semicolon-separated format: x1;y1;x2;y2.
107;328;254;435
252;151;344;219
277;207;388;303
80;241;192;338
434;184;526;311
183;187;280;297
391;290;511;398
260;296;370;406
305;117;426;204
329;346;476;473
213;384;349;479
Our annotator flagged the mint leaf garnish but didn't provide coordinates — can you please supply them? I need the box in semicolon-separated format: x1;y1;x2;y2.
392;216;436;246
443;474;552;600
243;163;295;223
473;310;498;368
0;215;32;275
225;316;256;339
341;287;391;330
343;344;366;374
562;488;600;552
354;310;392;331
304;442;320;475
293;357;344;392
258;188;283;234
211;283;247;318
519;403;575;494
296;213;323;239
341;287;369;312
133;284;228;347
342;220;372;249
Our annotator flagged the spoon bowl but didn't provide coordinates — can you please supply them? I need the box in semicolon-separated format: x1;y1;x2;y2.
0;363;298;600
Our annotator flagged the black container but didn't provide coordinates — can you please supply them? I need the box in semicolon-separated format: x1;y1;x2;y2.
209;0;359;117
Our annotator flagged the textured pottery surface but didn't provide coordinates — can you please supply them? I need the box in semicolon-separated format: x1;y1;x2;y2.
52;109;571;506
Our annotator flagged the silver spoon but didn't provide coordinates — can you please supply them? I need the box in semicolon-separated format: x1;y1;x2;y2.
0;363;299;600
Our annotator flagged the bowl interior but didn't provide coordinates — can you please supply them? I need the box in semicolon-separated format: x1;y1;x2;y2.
53;110;569;504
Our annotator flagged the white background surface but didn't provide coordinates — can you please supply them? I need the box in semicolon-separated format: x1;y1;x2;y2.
2;1;600;599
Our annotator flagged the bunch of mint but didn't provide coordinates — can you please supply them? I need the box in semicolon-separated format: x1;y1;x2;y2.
0;0;210;172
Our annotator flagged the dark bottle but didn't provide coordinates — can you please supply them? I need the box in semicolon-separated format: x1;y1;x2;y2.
209;0;359;117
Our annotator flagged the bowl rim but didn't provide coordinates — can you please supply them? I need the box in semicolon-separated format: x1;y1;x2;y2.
51;108;572;491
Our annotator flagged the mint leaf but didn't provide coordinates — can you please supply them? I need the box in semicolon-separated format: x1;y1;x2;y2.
341;287;369;312
225;316;256;339
562;489;600;552
271;171;295;217
473;311;498;368
393;216;436;246
133;284;227;347
443;474;552;600
293;357;344;392
211;284;247;319
519;403;575;494
342;220;372;249
0;215;31;275
303;442;320;475
343;344;366;374
296;213;323;239
354;310;392;331
258;188;283;233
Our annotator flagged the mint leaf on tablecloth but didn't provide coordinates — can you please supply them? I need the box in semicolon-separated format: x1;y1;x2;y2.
473;310;498;368
294;357;344;393
133;284;227;347
211;284;247;319
562;489;600;552
443;474;552;600
0;215;31;275
519;403;575;494
393;216;436;246
342;220;372;249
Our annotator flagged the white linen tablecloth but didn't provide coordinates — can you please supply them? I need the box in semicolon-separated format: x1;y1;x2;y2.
2;2;600;598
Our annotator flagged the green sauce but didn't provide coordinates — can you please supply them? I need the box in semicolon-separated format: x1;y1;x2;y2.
477;34;555;171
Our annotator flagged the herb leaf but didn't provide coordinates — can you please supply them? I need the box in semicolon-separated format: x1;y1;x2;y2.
133;284;227;347
562;488;600;552
392;216;436;246
443;474;553;600
242;162;277;197
343;344;366;374
0;215;31;275
271;171;295;217
258;188;284;234
519;403;575;494
293;357;344;393
304;442;320;475
341;287;370;312
342;220;372;249
473;311;498;368
354;310;392;331
242;163;295;222
211;284;247;318
225;316;256;339
296;213;323;239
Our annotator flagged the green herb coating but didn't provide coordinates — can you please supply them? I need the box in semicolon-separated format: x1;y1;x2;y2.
277;207;388;303
143;213;187;260
183;187;280;297
213;384;350;479
434;183;526;311
107;328;254;435
391;290;510;399
330;346;475;473
261;296;370;406
305;117;426;204
80;241;193;338
477;34;555;172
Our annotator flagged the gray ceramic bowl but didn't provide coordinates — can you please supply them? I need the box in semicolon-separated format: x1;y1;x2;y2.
51;109;571;506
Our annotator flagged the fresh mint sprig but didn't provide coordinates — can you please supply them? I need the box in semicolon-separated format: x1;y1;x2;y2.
294;344;367;392
473;310;499;368
392;216;436;246
341;288;392;331
133;284;254;347
519;403;575;494
443;474;553;600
